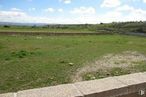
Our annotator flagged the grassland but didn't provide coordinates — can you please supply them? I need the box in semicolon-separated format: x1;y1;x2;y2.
0;21;146;33
0;34;146;93
0;25;95;33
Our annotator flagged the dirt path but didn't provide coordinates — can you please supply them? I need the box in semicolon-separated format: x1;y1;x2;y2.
72;51;146;82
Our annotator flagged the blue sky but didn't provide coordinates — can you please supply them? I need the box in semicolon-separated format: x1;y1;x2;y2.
0;0;146;24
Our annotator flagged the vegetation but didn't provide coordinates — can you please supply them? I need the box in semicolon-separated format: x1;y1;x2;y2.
0;24;95;33
0;35;146;93
0;21;146;93
83;67;131;80
0;21;146;33
83;62;146;81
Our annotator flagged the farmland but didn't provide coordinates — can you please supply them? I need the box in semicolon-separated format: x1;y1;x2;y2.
0;34;146;93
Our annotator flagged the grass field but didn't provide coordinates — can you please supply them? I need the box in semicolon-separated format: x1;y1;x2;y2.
0;22;145;33
0;25;95;33
0;34;146;93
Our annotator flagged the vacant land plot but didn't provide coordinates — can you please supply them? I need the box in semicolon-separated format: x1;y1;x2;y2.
0;35;146;93
0;26;94;33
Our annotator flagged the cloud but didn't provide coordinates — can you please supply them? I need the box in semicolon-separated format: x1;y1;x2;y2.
44;8;55;13
10;8;22;11
29;8;36;11
0;9;97;24
44;8;64;13
100;5;146;22
129;0;146;3
101;0;121;8
70;5;146;23
60;0;71;4
0;10;27;17
0;4;146;24
0;10;52;23
70;7;96;15
116;5;134;11
58;8;63;12
116;5;146;15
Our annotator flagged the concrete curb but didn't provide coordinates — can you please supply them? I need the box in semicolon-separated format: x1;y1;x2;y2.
0;72;146;97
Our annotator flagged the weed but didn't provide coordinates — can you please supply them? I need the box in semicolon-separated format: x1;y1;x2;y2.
11;50;35;59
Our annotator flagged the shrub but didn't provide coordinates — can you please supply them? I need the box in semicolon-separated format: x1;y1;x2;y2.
32;25;36;28
3;25;10;28
135;28;145;33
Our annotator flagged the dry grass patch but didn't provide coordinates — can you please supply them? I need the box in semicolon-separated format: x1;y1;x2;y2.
72;51;146;82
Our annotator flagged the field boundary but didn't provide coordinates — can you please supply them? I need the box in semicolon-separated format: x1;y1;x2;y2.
0;72;146;97
0;31;146;37
120;32;146;37
0;31;113;36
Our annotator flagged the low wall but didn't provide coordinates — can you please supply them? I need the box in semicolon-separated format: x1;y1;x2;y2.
0;72;146;97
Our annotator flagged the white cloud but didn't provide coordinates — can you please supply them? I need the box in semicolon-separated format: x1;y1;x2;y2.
116;5;146;15
128;0;140;2
70;7;96;15
10;8;22;11
0;10;27;17
0;10;52;23
44;8;55;13
0;9;97;24
60;0;71;4
29;8;36;11
100;5;146;22
58;8;63;12
44;8;64;13
71;5;146;23
116;5;134;11
101;0;121;8
0;5;146;24
129;0;146;3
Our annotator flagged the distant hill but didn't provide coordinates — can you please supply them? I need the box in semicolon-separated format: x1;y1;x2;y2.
95;21;146;33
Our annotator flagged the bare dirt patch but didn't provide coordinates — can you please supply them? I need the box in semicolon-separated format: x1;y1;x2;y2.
72;51;146;82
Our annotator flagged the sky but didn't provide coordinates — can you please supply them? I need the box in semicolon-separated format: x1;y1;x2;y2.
0;0;146;24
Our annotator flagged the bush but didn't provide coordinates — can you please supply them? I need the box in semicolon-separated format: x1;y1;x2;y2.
3;25;10;28
32;25;36;28
135;28;145;33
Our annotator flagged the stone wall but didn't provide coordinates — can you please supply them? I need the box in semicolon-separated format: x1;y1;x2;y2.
0;72;146;97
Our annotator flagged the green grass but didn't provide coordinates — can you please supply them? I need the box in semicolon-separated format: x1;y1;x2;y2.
0;35;146;93
0;26;94;33
0;21;145;33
